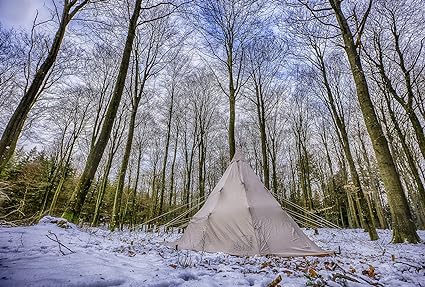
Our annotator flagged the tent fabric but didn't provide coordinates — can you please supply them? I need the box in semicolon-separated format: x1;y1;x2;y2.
170;151;332;257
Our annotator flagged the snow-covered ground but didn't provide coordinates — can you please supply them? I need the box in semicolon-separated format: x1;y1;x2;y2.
0;217;424;287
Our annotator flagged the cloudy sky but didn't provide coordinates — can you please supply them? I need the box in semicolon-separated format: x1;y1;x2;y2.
0;0;51;30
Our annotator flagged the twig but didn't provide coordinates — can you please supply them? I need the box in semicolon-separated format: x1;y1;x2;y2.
267;275;282;287
333;272;362;283
45;231;75;255
334;263;384;286
0;220;18;227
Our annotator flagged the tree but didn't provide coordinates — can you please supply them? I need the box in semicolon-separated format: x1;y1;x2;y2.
91;107;127;226
193;0;265;159
245;34;285;189
111;11;175;230
363;0;425;160
0;0;92;172
48;88;89;215
62;0;143;222
327;0;419;243
305;36;378;239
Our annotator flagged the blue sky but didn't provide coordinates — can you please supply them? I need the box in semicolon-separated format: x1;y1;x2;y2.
0;0;51;30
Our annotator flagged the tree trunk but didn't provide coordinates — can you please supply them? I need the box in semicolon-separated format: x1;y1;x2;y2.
49;132;79;214
228;47;236;160
168;127;179;208
268;136;279;194
385;96;425;227
62;0;143;223
356;129;388;229
255;83;270;189
159;92;174;216
130;145;143;229
329;0;419;243
198;134;206;200
111;106;138;230
316;46;378;239
91;152;113;227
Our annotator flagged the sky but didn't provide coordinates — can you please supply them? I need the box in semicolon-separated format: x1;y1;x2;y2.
0;0;51;30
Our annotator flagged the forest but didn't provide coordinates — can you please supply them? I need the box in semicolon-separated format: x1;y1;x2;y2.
0;0;424;246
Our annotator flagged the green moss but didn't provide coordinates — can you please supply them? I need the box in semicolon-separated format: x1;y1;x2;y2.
61;211;76;223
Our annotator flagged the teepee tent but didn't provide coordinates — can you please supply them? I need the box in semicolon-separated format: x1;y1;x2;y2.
170;151;332;257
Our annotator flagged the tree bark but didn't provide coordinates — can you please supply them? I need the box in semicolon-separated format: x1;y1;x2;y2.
227;45;236;160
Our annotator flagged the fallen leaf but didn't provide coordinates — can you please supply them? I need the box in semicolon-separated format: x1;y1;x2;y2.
362;265;376;278
308;268;318;278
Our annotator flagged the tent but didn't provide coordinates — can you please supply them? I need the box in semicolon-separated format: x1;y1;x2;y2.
170;151;332;257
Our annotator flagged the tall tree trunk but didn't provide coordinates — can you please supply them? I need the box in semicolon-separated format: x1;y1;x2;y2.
111;49;146;231
159;91;174;216
49;125;81;214
329;0;419;243
62;0;143;223
0;0;89;172
321;129;342;226
385;96;425;227
255;83;270;189
268;136;279;194
91;152;113;227
198;134;206;200
169;127;179;208
386;100;425;205
149;149;160;221
91;108;126;226
130;145;143;229
228;47;236;160
315;45;378;239
356;128;388;229
121;168;132;228
111;107;138;230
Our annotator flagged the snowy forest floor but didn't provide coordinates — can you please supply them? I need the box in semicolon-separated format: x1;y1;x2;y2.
0;217;424;287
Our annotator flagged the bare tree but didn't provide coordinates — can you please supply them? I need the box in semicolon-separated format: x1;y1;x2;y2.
245;34;285;189
0;0;92;172
327;0;419;242
62;0;143;222
193;0;266;159
111;10;176;230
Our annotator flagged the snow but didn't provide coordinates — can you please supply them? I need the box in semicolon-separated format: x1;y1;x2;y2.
1;216;424;287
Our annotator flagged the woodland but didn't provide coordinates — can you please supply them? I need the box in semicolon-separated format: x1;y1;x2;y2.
0;0;424;245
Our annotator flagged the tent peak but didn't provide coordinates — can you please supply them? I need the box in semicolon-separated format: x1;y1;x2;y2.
231;149;245;162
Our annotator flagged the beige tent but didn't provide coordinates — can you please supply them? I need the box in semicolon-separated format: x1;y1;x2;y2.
170;151;332;257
